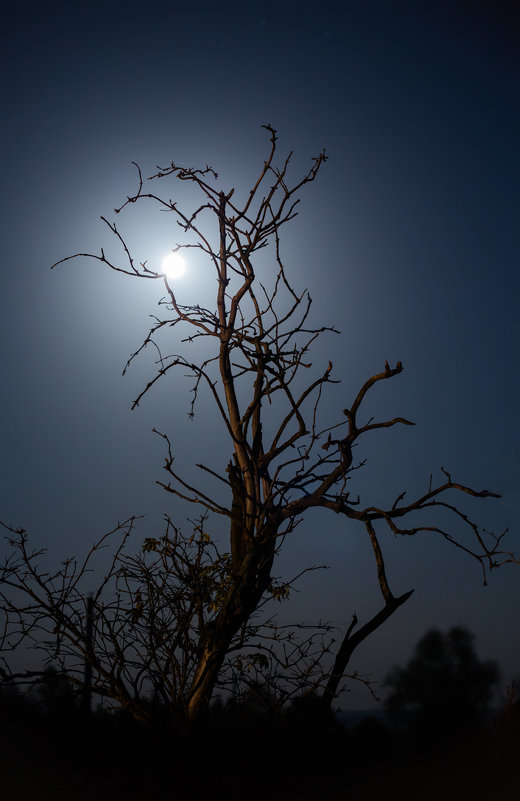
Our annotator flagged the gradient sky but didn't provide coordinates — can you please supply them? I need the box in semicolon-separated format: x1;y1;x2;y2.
2;0;519;708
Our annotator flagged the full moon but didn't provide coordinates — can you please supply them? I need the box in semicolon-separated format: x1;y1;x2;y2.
162;252;186;279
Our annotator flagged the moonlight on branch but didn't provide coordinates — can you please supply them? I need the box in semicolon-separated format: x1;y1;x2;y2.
1;125;517;734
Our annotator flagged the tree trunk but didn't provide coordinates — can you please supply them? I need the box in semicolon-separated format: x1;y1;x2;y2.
186;522;279;727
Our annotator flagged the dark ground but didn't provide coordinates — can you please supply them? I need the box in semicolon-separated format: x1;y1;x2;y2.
1;706;518;801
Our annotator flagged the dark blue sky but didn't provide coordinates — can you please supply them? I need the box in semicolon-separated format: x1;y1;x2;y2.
1;0;519;706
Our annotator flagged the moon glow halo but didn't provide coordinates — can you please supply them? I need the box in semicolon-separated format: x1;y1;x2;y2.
162;252;186;279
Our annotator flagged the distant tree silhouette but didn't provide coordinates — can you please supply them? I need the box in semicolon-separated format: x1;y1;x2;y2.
0;679;25;717
1;126;517;732
385;627;499;736
37;665;77;719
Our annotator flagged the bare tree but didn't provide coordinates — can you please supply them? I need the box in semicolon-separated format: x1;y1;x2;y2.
1;126;516;730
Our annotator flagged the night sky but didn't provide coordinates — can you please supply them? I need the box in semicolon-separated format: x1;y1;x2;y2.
2;0;519;708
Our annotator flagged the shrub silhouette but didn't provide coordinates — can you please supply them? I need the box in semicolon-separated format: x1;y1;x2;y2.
385;626;499;737
0;681;28;728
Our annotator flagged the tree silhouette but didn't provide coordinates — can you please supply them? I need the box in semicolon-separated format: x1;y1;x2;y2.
385;627;499;735
1;126;517;731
